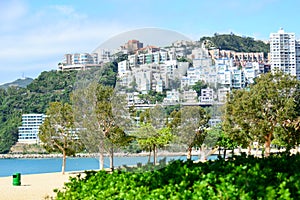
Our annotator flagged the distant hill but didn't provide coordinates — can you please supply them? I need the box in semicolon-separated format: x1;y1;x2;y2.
0;77;34;89
200;33;270;57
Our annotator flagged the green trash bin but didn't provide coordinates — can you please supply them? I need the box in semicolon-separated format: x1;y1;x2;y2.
12;173;21;186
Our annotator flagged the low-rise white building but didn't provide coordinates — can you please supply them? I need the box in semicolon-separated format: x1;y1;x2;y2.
164;89;180;104
218;88;230;102
182;90;198;103
200;88;214;102
58;53;102;71
208;118;222;127
127;92;142;105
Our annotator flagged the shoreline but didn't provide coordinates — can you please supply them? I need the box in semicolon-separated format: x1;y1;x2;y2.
0;151;188;159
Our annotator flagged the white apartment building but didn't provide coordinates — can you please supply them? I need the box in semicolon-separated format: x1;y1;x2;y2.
63;53;98;65
218;88;230;102
58;53;101;71
296;41;300;79
186;67;202;86
118;60;130;76
232;69;245;89
180;76;190;89
244;63;259;85
270;28;300;79
128;50;177;67
218;69;232;88
135;69;152;93
208;118;222;127
127;92;142;105
163;89;180;104
97;49;112;63
18;114;46;144
182;90;198;103
200;88;214;102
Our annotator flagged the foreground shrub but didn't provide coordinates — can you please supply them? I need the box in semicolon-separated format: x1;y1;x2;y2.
55;154;300;199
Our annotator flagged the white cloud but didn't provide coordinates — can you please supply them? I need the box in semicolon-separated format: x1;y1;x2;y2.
0;3;134;84
49;5;87;20
0;0;28;32
0;0;27;21
0;25;124;59
52;5;75;15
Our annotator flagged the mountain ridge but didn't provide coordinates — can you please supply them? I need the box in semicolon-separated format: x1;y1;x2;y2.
0;77;34;89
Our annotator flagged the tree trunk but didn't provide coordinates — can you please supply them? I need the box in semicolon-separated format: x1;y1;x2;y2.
200;144;206;161
99;145;104;170
247;145;251;156
255;145;259;157
62;150;66;175
109;146;114;171
264;133;272;157
187;146;192;160
223;149;227;159
238;146;242;155
153;145;156;165
148;147;152;163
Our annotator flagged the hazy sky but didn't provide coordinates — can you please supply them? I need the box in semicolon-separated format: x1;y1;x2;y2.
0;0;298;84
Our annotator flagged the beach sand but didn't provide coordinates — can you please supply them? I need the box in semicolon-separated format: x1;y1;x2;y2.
0;172;81;200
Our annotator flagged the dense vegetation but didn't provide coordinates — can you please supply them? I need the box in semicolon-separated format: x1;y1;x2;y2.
0;71;77;153
56;154;300;199
223;71;300;156
200;33;270;56
0;63;117;153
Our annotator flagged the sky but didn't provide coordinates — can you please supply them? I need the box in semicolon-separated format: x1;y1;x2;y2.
0;0;299;84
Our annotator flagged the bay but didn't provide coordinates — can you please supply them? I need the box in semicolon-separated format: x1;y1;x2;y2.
0;155;204;177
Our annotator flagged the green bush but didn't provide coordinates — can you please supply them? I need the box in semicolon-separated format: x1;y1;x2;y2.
55;154;300;199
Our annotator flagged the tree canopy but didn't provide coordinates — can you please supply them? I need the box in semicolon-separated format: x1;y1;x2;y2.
200;33;270;56
136;105;173;164
39;102;83;174
169;106;210;159
222;71;300;155
191;80;208;97
72;82;132;170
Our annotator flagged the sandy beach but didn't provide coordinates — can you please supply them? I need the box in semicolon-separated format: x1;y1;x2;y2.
0;172;81;200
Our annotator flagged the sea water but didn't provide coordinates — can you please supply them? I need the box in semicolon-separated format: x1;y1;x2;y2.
0;155;206;177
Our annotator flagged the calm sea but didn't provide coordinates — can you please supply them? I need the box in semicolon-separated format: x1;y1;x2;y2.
0;155;208;177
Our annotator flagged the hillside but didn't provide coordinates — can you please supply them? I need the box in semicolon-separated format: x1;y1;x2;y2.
0;77;33;89
200;33;270;57
0;62;117;153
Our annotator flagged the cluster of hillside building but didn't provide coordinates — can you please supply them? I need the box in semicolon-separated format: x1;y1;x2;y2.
19;28;300;144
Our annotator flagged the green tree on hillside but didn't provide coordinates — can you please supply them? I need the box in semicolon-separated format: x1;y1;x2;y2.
0;87;26;153
0;64;118;153
191;80;208;97
138;91;166;104
200;33;269;56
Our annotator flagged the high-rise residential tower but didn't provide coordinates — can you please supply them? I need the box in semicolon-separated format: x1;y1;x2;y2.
270;28;300;80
